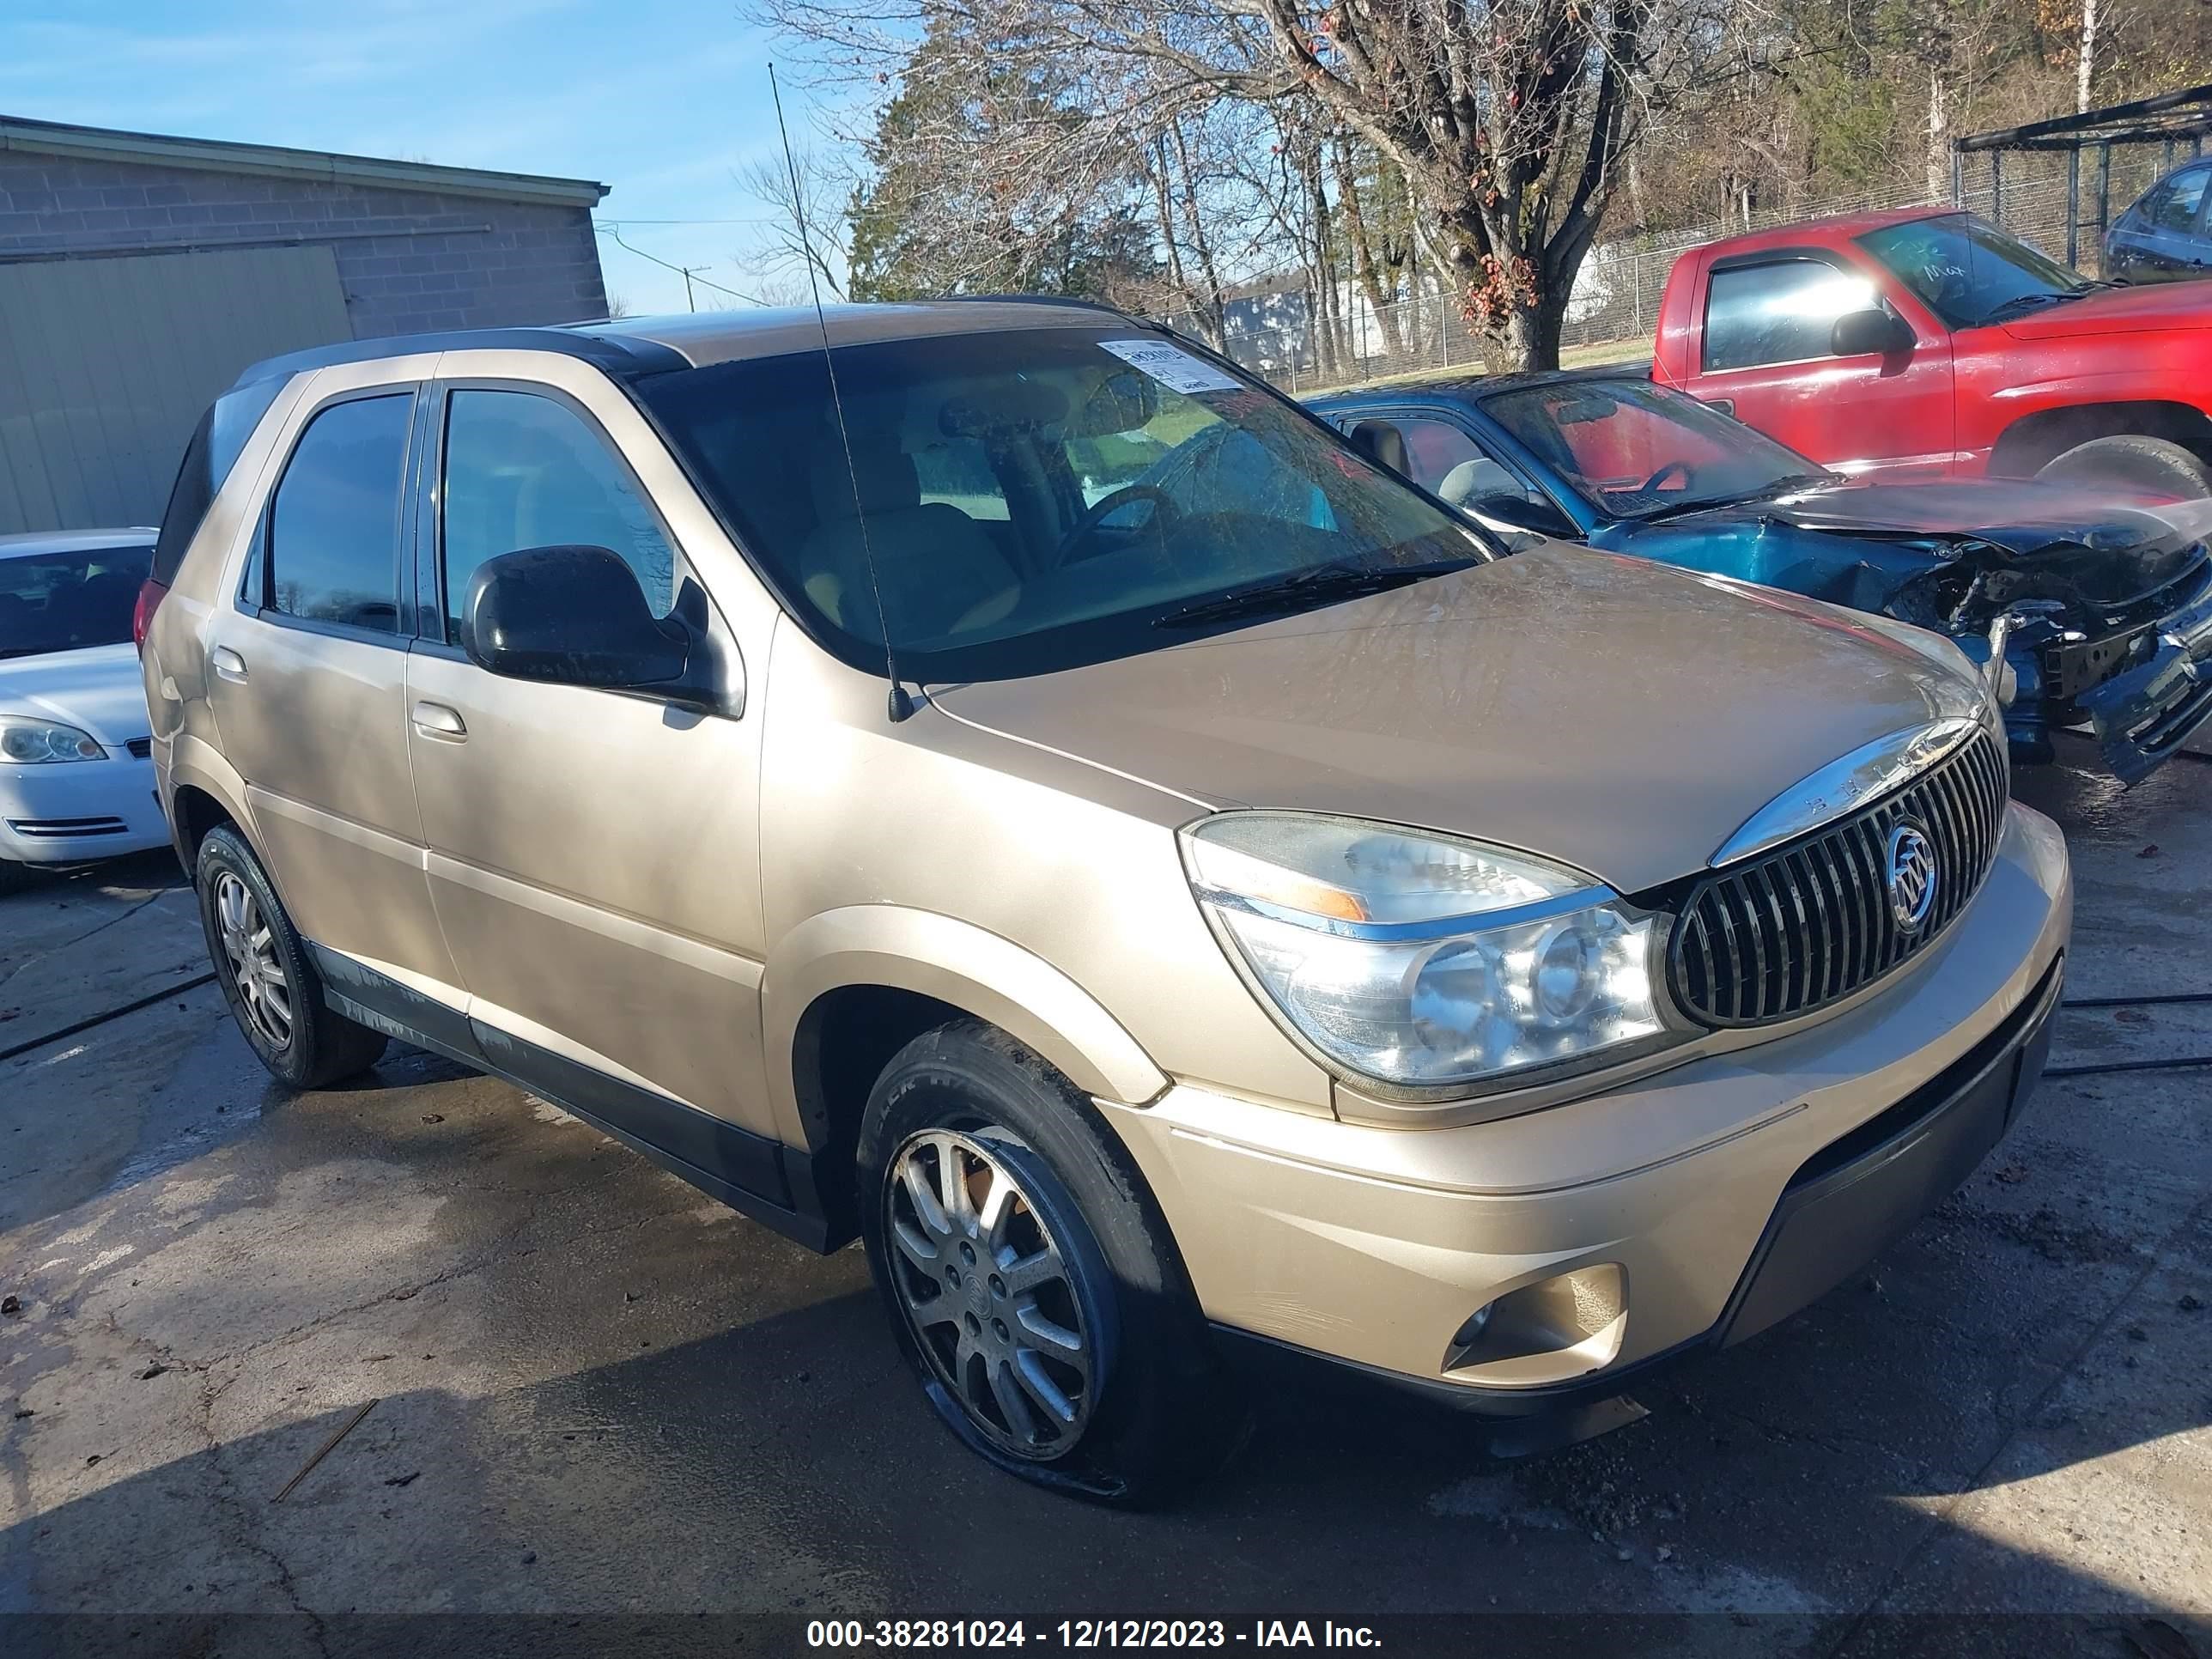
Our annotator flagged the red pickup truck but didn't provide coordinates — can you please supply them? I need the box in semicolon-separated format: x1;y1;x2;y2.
1652;206;2212;499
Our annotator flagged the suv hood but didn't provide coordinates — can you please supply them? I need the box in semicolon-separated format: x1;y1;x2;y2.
0;642;153;748
932;545;1984;895
1724;477;2179;546
1998;281;2212;340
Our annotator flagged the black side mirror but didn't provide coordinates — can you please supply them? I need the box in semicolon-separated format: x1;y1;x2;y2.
1831;307;1913;358
465;544;702;702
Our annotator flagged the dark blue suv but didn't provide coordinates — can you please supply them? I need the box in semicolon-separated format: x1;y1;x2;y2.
2106;161;2212;283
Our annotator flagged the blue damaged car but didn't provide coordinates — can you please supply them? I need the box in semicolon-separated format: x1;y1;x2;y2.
1313;367;2212;783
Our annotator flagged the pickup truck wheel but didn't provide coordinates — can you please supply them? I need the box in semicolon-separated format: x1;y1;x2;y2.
194;826;388;1089
856;1019;1243;1506
2035;434;2212;501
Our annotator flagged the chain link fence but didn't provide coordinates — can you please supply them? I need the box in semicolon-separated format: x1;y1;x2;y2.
1185;155;2183;398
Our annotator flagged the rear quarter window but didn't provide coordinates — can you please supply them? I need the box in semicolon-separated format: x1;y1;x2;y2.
152;378;287;585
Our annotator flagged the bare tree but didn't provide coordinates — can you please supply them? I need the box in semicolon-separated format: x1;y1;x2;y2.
754;0;1769;369
734;148;853;299
2076;0;2100;111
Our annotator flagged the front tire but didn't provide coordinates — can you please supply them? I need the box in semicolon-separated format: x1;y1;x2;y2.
194;825;387;1089
2035;434;2212;500
857;1020;1241;1505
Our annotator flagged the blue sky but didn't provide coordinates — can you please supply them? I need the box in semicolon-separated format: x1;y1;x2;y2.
0;0;848;315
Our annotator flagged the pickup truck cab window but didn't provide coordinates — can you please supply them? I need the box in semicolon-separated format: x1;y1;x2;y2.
1701;259;1881;371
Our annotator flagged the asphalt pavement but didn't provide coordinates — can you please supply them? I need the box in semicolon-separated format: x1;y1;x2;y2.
2;742;2209;1658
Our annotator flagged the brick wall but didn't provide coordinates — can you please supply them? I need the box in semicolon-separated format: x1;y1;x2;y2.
0;150;607;337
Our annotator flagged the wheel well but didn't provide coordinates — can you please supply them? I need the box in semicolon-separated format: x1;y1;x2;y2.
169;784;238;866
790;985;968;1244
1988;401;2212;477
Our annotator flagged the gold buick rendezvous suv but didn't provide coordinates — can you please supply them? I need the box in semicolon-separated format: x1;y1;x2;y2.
143;302;2070;1502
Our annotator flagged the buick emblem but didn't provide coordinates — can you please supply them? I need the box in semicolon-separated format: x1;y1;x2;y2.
1884;820;1938;933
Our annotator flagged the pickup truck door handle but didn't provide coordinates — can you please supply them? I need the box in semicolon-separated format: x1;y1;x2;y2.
410;701;467;741
1704;397;1736;417
210;647;248;683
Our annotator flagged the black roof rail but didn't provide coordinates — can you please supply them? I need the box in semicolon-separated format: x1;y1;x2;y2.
933;293;1135;318
227;325;688;392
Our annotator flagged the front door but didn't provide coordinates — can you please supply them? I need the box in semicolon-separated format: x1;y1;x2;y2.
1689;252;1956;481
204;379;459;995
403;380;778;1152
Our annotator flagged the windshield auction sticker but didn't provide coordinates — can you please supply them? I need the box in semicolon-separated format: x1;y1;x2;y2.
1098;337;1243;394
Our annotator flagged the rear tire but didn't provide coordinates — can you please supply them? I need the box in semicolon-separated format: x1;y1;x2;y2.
194;825;387;1089
856;1019;1243;1506
2035;434;2212;500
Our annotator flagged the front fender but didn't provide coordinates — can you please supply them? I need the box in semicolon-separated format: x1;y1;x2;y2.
761;906;1171;1146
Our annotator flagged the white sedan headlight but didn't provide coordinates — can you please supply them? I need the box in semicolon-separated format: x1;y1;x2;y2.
0;716;106;763
1181;812;1669;1093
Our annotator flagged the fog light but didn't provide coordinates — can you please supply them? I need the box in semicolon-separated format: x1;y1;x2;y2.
1443;1264;1626;1388
1452;1303;1495;1346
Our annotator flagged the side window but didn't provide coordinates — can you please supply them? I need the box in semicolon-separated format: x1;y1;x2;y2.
1394;417;1487;491
441;389;678;642
1703;260;1881;372
1393;416;1538;509
2155;169;2210;233
264;393;412;635
155;380;287;586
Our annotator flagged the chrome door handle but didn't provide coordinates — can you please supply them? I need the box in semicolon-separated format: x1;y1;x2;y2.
210;647;247;683
1705;397;1735;417
410;701;467;740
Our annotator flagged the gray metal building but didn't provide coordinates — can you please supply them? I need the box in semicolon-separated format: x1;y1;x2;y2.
0;114;611;536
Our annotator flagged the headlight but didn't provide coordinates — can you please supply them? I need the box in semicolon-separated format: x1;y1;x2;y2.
0;716;106;763
1181;812;1669;1093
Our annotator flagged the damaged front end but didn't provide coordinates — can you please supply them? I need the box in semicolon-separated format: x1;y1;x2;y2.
1626;489;2212;783
1882;523;2212;783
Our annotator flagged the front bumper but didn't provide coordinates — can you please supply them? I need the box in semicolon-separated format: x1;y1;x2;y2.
0;753;171;865
1100;803;2070;1410
2067;580;2212;784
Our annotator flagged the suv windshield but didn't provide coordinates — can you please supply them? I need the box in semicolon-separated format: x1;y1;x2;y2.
1857;213;2094;329
0;543;155;661
634;326;1489;681
1480;377;1826;520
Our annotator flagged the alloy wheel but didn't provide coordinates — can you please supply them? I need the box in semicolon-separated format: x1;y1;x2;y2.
214;871;293;1052
884;1128;1096;1461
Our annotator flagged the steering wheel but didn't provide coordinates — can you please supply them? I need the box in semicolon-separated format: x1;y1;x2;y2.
1057;483;1178;566
1639;459;1695;495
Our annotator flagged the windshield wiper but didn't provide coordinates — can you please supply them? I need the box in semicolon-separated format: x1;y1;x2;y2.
1978;289;2084;324
1636;473;1835;521
1152;558;1477;630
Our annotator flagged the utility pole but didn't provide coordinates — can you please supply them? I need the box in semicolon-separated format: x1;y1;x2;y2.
678;264;703;312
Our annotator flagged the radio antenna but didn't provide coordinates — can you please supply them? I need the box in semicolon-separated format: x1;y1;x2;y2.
770;61;913;722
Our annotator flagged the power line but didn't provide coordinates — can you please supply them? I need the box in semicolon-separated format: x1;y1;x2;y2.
592;223;767;308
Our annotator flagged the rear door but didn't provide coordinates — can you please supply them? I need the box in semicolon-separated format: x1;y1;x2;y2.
1686;251;1955;481
203;364;460;996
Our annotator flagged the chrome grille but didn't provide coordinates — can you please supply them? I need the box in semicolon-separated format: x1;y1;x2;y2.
1670;729;2008;1028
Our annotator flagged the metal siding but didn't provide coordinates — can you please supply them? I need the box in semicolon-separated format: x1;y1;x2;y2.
0;243;349;534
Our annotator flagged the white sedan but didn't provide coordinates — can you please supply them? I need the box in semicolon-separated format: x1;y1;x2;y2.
1;528;173;885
